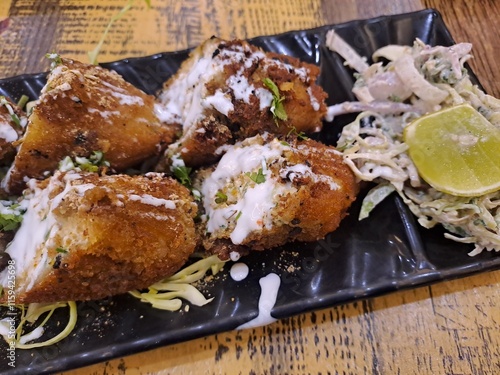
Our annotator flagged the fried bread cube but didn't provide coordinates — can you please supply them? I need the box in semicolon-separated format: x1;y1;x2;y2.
155;37;328;169
194;133;359;259
3;58;175;195
0;96;26;166
0;171;197;303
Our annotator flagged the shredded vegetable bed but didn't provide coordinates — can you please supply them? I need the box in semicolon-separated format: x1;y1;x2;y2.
326;30;500;256
0;255;224;348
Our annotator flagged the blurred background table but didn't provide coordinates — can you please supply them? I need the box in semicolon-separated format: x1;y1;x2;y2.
2;1;500;374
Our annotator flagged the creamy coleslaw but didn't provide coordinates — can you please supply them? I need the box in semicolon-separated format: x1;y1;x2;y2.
326;30;500;255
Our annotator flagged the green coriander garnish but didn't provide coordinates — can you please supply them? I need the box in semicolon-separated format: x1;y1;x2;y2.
0;96;22;128
74;151;110;172
235;211;242;221
0;213;23;231
215;191;228;204
287;126;309;140
245;168;266;184
17;94;30;109
45;53;63;70
263;78;288;124
56;247;68;254
172;165;192;188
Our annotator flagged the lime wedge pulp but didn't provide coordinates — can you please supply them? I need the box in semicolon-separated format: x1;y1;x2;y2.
404;103;500;196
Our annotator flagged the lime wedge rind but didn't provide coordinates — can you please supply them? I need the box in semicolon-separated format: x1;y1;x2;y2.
404;103;500;197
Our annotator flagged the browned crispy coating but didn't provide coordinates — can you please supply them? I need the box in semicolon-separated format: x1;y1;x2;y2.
196;135;359;259
156;37;328;170
5;58;175;195
0;97;24;166
9;172;197;303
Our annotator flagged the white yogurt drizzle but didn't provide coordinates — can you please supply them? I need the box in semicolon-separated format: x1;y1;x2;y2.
230;262;249;281
237;273;281;329
201;137;292;244
128;194;176;210
0;171;95;292
0;122;17;143
202;135;341;244
157;40;317;138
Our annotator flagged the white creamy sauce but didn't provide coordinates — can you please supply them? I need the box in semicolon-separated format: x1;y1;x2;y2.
19;326;44;345
237;273;281;329
0;121;18;143
0;172;95;292
128;194;176;210
109;90;144;106
228;177;274;244
156;41;312;137
58;82;72;92
227;70;254;103
154;102;177;123
230;262;249;281
157;46;223;132
229;251;241;261
255;88;273;110
307;86;320;111
204;89;234;115
0;319;11;336
201;139;291;244
0;164;14;193
87;107;120;119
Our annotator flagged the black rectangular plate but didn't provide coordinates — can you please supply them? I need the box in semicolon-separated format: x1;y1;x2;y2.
2;9;499;375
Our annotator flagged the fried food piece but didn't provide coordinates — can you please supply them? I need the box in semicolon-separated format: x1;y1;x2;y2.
3;58;175;195
0;171;197;303
0;96;26;166
194;133;359;259
156;37;328;169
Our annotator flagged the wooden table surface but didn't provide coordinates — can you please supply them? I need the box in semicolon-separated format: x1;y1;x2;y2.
2;1;500;374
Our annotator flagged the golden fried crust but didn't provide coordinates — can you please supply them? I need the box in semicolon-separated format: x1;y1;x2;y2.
0;98;24;166
6;58;175;195
158;38;328;169
155;115;232;172
242;139;358;249
18;172;197;303
201;136;358;258
224;48;327;138
281;138;359;243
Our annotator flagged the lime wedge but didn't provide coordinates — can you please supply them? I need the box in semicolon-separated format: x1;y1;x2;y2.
404;103;500;196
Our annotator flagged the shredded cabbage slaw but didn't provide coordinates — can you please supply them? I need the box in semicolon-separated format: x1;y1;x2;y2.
0;255;225;349
326;30;500;256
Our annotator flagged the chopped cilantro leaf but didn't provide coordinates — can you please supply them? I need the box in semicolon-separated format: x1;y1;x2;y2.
9;113;20;127
263;78;288;124
74;151;110;172
235;211;242;221
173;165;192;188
280;140;290;147
0;213;23;231
59;151;110;173
287;126;309;140
56;247;68;253
215;191;228;204
45;53;63;70
0;96;22;128
245;168;266;184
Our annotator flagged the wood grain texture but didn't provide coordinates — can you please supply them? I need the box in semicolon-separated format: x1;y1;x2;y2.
2;1;500;374
424;0;500;98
